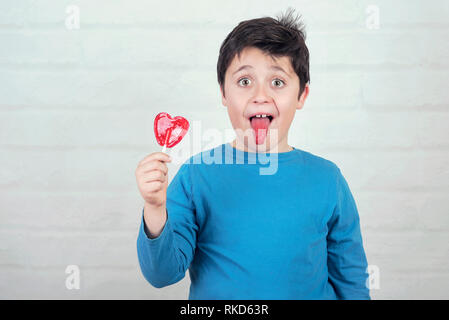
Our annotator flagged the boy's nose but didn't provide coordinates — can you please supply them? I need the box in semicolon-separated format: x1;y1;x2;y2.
252;85;272;104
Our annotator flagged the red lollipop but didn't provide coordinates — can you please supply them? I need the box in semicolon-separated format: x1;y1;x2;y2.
154;112;189;152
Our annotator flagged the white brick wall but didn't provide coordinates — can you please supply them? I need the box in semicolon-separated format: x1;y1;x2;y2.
1;0;448;299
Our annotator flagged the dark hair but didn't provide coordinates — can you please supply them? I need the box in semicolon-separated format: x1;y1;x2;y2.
217;7;310;100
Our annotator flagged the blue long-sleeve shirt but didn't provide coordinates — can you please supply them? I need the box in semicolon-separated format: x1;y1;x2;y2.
137;142;370;299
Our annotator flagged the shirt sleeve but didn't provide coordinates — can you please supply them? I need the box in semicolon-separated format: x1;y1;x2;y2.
136;162;198;288
326;168;371;300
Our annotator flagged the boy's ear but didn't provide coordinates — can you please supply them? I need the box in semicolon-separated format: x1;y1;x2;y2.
220;85;227;107
296;83;310;110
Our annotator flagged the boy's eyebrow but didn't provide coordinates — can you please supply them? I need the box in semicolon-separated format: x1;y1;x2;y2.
232;64;290;77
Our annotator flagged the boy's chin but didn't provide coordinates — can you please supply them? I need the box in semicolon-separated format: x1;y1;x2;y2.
245;138;280;153
233;128;281;153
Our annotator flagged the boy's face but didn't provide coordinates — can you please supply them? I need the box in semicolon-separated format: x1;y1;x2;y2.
220;46;309;153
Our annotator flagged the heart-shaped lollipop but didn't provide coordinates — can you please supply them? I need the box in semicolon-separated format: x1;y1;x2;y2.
154;112;189;152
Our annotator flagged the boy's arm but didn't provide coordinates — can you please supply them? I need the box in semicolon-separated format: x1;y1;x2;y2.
136;163;198;288
326;168;370;300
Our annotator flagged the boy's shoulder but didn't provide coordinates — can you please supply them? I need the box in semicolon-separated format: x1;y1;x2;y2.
295;148;343;184
296;147;339;171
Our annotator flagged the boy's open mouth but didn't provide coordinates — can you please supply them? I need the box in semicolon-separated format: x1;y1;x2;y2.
248;114;274;145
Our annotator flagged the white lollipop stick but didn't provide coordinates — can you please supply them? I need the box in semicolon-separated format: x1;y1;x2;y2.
161;128;171;153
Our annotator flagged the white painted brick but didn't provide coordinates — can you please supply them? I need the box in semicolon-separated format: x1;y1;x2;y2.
0;266;190;299
2;28;447;69
0;69;151;108
361;69;449;107
305;71;362;110
0;1;66;26
369;273;449;300
0;229;137;267
359;191;449;232
80;29;219;67
0;148;191;193
1;0;447;29
363;231;449;274
293;109;440;149
308;29;449;67
371;0;449;27
416;112;449;147
0;69;221;110
0;190;145;230
0;109;153;146
0;29;220;67
0;30;82;64
0;148;145;191
300;149;449;192
80;267;189;299
0;0;362;27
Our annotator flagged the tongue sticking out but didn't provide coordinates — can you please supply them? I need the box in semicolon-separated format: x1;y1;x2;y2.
250;117;271;145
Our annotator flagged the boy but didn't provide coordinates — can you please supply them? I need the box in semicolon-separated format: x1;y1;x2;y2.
135;9;370;300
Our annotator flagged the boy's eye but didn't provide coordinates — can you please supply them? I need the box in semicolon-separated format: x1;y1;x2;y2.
272;79;285;87
237;77;285;88
238;78;251;86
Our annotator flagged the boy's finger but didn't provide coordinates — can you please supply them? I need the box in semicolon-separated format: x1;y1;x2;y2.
142;170;166;183
141;161;168;175
139;152;171;166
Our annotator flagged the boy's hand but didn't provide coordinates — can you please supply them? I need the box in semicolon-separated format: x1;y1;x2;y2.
135;152;172;209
